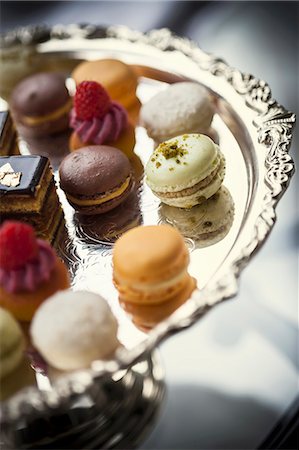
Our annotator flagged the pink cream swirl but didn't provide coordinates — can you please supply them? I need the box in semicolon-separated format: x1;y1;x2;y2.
0;240;56;294
70;101;128;144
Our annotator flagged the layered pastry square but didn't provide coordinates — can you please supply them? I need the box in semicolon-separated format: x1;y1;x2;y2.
0;155;64;245
0;111;20;156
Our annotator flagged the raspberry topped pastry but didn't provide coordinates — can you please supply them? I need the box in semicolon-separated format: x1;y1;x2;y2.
71;59;141;123
69;81;135;157
0;221;70;322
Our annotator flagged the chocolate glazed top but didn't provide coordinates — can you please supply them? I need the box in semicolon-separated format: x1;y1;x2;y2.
0;155;49;196
10;72;70;116
59;146;132;196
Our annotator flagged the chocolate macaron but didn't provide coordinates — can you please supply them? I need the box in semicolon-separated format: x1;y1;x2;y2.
10;72;72;138
59;145;134;215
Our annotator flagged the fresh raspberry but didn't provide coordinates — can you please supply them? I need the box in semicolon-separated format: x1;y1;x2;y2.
0;221;39;270
74;81;111;120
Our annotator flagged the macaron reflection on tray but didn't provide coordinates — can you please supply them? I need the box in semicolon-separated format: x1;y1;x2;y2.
0;25;295;388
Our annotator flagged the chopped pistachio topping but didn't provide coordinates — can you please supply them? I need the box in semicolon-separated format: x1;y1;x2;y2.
157;140;188;160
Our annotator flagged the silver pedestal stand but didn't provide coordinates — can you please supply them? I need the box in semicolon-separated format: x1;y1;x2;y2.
1;351;165;449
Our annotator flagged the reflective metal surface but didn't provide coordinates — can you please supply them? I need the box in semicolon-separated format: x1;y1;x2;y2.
1;352;165;449
0;24;295;438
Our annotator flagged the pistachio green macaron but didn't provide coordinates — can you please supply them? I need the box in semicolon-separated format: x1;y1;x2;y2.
145;133;225;208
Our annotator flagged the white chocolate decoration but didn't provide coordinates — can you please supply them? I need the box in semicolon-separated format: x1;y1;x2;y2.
0;163;22;187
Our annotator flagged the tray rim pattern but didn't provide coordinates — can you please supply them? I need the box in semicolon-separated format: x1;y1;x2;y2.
0;24;296;421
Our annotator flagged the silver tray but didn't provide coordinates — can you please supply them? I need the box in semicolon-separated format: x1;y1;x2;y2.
0;24;295;442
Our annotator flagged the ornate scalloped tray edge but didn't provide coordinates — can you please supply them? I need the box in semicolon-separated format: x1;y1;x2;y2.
0;24;296;418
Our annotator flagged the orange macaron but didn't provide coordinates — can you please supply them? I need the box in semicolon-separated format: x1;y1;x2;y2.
71;59;141;123
120;275;196;330
113;225;196;330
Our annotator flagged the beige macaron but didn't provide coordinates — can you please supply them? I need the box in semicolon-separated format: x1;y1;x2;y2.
140;82;214;143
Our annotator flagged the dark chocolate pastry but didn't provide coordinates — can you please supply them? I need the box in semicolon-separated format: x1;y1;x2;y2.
10;72;72;138
59;145;134;215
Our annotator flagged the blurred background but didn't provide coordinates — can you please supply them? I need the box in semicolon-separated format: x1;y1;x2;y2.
1;1;298;449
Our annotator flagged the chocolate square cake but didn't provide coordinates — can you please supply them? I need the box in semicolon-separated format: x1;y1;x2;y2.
0;155;64;245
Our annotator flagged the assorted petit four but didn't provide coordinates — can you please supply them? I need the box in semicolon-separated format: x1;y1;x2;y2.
71;59;140;120
0;221;70;322
30;290;119;371
145;134;225;208
10;72;71;137
140;82;214;143
113;225;196;330
69;81;135;156
0;155;64;244
59;145;134;215
159;186;234;247
0;56;234;385
0;111;20;156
